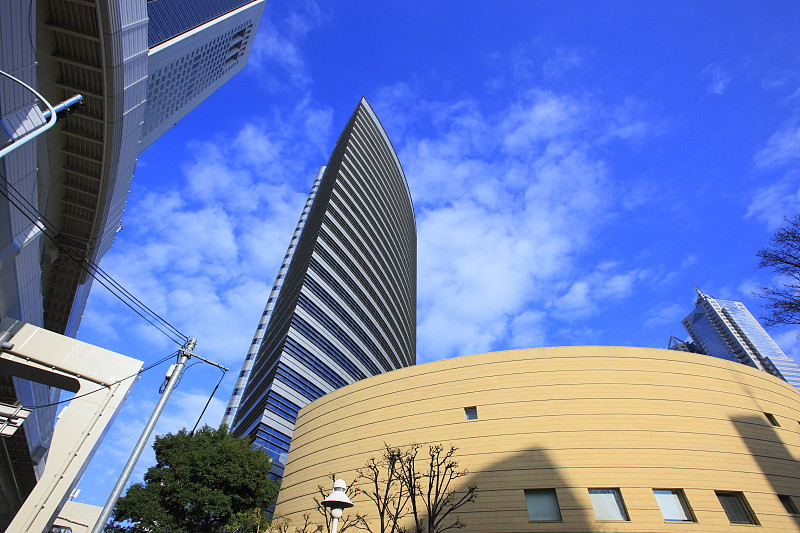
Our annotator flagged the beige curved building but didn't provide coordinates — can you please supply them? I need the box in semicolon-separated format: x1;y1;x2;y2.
275;346;800;532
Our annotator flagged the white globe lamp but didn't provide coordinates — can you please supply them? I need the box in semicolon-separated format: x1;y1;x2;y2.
322;478;354;533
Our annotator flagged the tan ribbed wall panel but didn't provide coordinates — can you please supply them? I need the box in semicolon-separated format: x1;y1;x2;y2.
276;346;800;532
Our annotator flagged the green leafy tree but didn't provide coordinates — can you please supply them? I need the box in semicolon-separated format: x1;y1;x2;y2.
226;508;271;532
104;425;279;533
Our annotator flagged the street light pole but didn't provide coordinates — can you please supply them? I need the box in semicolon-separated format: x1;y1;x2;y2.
90;338;196;533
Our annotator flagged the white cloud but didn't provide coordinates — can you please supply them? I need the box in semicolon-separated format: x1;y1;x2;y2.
607;121;648;141
82;307;118;341
158;387;228;435
551;267;645;321
508;310;547;349
604;98;653;143
246;1;325;88
745;177;800;230
376;89;649;360
554;281;592;318
502;91;582;150
738;278;761;298
542;47;585;80
81;98;333;366
600;272;639;299
644;303;685;328
748;80;800;230
770;327;800;362
761;72;799;91
755;125;800;169
700;63;732;95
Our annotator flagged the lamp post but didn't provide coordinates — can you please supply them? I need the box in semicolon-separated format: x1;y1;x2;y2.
322;479;353;533
0;70;84;159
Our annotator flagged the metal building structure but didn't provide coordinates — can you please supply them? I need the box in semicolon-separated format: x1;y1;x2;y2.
0;319;142;532
682;288;800;391
224;97;417;479
0;0;265;524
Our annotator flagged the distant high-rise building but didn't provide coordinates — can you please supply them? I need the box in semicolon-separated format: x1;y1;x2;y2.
0;0;264;523
680;288;800;391
141;0;265;149
223;97;416;478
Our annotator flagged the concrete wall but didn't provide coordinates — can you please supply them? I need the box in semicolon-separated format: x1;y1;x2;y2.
276;346;800;532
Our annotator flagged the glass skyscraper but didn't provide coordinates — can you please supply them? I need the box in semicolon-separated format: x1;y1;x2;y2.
681;288;800;391
141;0;266;149
223;97;416;478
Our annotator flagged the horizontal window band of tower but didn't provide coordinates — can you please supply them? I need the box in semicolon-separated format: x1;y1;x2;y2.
233;356;337;447
323;204;413;325
290;314;366;380
283;334;350;389
326;192;413;313
310;242;411;363
225;98;416;472
303;275;398;371
265;391;301;424
317;227;413;353
297;293;388;375
275;363;325;401
335;151;415;279
307;256;405;367
253;424;291;465
342;132;416;252
232;335;345;436
321;211;412;340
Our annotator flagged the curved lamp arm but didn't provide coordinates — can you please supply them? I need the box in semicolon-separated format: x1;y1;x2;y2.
0;69;57;159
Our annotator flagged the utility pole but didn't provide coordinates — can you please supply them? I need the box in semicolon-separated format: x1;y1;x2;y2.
90;338;196;533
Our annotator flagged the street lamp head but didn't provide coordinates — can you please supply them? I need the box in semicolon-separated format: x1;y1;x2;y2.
322;478;354;513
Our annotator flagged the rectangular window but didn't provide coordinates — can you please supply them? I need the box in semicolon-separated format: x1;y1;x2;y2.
464;406;477;420
589;489;629;521
716;491;758;525
765;412;780;426
653;489;694;522
524;489;561;521
779;495;799;515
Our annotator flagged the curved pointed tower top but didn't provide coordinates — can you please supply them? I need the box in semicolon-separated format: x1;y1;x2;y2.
223;98;416;477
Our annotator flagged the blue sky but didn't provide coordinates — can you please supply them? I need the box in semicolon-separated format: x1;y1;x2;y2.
71;1;800;506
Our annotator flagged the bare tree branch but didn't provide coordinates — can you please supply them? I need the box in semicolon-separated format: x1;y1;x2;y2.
354;444;411;533
756;214;800;327
317;444;476;533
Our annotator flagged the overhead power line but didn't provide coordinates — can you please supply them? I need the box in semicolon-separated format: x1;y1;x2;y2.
0;169;187;345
